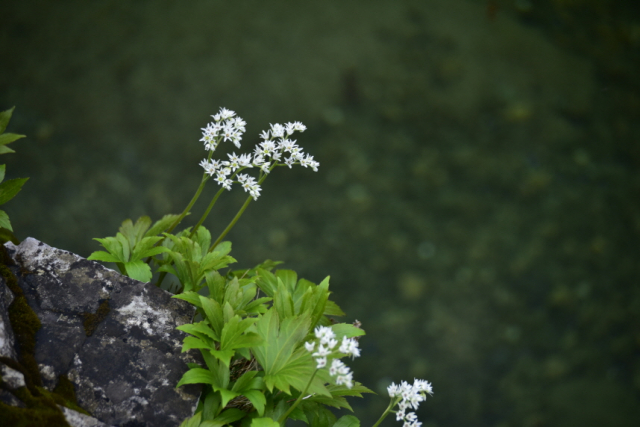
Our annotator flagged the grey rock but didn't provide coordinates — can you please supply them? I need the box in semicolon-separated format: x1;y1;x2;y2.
2;237;202;427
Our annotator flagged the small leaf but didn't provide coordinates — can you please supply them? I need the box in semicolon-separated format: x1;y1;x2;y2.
0;164;5;182
123;260;152;282
0;145;15;155
146;213;181;237
0;177;29;205
181;336;212;352
179;411;202;427
176;367;217;388
0;209;12;231
87;251;120;263
250;417;280;427
243;390;266;416
172;291;204;308
0;106;16;133
334;415;360;427
0;133;25;148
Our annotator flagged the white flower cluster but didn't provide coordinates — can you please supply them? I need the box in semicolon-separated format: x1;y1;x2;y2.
304;325;361;389
387;379;434;427
198;107;319;200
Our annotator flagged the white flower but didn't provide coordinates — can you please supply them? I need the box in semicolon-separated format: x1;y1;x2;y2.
249;185;261;200
388;383;400;398
219;107;235;119
200;159;219;176
314;326;335;344
292;121;306;132
259;130;270;140
329;359;349;377
280;139;298;153
335;372;353;389
233;117;246;132
238;153;252;167
339;336;361;359
312;344;331;358
304;341;316;353
270;123;285;138
315;357;327;369
300;154;319;172
388;379;433;427
260;140;277;157
284;157;295;168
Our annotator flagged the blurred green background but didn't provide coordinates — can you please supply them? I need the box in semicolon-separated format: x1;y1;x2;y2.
2;0;639;426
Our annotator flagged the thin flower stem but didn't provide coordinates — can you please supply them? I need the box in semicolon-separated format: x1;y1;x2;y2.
208;163;275;252
167;173;208;235
278;370;318;424
209;194;253;252
190;186;225;238
371;398;399;427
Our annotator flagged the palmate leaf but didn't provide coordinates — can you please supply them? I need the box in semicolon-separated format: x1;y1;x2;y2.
251;310;330;396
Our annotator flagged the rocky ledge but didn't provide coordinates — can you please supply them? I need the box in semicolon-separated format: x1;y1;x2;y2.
0;238;201;427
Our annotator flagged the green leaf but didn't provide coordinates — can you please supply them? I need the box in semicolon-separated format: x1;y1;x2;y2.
0;209;12;231
124;260;152;282
323;300;345;317
209;349;235;367
87;251;121;263
250;417;279;427
243;390;266;416
177;321;220;342
200;296;224;338
334;415;360;427
0;133;25;149
330;323;365;339
110;233;128;263
276;269;298;292
0;145;16;155
210;240;232;258
146;213;181;237
0;106;16;134
203;408;246;427
93;236;126;262
181;336;213;352
0;164;5;183
176;367;217;388
255;269;278;297
179;411;202;427
119;216;152;248
252;310;328;396
0;177;28;205
172;291;204;308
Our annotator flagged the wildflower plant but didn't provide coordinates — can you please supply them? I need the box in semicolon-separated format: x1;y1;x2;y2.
84;107;434;427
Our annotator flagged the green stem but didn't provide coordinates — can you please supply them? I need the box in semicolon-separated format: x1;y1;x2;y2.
190;186;225;238
167;172;209;235
208;164;275;252
278;369;318;424
371;398;399;427
209;194;253;252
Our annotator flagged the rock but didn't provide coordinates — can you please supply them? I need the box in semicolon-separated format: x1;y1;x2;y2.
1;237;202;427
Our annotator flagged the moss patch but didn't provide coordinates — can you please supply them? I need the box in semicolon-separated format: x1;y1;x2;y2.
0;244;89;425
82;298;110;337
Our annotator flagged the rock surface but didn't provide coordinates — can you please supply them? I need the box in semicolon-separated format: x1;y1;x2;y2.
1;237;201;427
